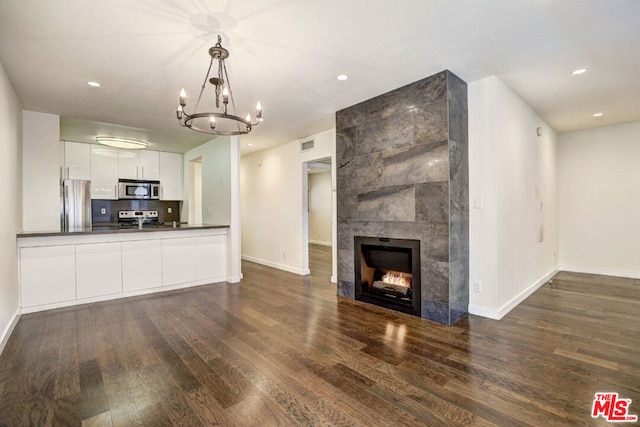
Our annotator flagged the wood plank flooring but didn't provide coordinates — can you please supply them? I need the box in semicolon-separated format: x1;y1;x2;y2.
1;245;639;426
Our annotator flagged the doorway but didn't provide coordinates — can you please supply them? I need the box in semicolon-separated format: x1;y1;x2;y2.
303;157;333;281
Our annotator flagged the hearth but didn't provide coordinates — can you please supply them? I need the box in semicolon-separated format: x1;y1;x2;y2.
354;236;421;316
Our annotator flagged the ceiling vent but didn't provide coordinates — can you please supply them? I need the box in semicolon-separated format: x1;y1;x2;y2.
300;140;315;152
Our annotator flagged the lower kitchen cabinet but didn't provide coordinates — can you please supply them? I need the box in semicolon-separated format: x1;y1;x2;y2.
20;245;76;308
18;227;230;312
196;235;227;281
76;242;122;299
162;237;196;286
122;239;162;292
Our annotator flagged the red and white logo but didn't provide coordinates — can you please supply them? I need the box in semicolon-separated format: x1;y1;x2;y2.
592;392;638;422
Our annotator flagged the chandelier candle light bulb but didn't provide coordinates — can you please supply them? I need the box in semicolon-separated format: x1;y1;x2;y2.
176;35;262;136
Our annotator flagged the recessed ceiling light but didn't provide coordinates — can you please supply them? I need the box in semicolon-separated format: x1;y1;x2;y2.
87;81;101;87
337;74;349;81
248;143;254;147
593;112;604;117
572;68;587;75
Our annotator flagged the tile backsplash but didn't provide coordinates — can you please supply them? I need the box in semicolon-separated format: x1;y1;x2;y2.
92;199;181;224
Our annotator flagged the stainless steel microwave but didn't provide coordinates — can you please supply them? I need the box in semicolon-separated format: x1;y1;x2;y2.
118;179;160;200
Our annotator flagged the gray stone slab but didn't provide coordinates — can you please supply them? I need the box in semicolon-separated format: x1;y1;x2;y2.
336;126;356;168
422;260;449;302
415;181;449;222
421;299;450;325
380;141;449;187
356;110;414;156
414;99;448;147
357;185;416;222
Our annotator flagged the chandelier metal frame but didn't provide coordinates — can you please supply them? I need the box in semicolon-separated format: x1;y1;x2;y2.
176;35;262;136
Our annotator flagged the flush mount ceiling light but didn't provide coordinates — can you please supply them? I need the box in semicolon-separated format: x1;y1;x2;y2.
177;35;262;136
96;137;148;149
337;74;349;81
572;68;587;75
87;81;101;87
593;112;604;117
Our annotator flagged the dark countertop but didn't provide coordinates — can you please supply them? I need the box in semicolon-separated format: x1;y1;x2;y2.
17;223;229;238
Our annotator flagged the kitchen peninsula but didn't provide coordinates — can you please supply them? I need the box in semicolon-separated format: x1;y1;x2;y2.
17;224;231;313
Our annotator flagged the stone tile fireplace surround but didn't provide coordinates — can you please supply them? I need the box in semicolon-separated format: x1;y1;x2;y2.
336;70;469;325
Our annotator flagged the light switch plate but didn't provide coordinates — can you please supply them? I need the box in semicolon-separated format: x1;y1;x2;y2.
100;208;106;215
168;207;172;213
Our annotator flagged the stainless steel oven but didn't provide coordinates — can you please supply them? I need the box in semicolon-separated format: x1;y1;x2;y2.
118;179;160;199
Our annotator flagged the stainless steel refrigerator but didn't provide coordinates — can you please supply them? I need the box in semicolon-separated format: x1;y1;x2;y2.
61;179;92;232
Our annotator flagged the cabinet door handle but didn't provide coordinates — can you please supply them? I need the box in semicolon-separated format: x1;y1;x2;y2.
141;166;144;178
115;184;118;199
66;166;70;179
136;166;139;178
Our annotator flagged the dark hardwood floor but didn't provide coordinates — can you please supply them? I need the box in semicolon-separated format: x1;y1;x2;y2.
1;245;639;426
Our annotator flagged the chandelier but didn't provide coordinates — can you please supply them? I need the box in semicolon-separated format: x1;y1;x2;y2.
176;35;262;136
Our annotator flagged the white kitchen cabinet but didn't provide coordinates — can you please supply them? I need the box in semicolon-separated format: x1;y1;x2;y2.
195;235;227;281
76;242;122;299
118;149;160;180
90;145;119;199
162;237;196;286
122;239;162;292
159;151;183;200
64;141;91;180
139;150;160;180
20;245;76;308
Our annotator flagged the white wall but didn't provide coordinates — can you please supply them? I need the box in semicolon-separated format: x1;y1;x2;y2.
0;62;23;353
308;171;332;245
241;129;336;278
182;136;242;282
182;137;231;226
559;121;640;278
469;76;558;319
23;111;60;232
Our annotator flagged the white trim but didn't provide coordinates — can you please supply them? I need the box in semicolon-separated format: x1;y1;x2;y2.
559;265;640;280
467;304;501;320
0;308;21;356
20;278;229;314
226;274;242;283
241;254;310;275
309;240;332;247
468;269;558;320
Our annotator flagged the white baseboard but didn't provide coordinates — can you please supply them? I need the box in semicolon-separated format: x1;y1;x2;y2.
20;278;229;315
468;269;558;320
559;265;640;280
309;240;332;247
241;255;310;275
0;308;20;357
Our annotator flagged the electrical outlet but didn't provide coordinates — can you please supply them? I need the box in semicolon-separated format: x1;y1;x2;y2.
168;207;172;214
473;197;484;209
100;208;106;215
473;280;482;293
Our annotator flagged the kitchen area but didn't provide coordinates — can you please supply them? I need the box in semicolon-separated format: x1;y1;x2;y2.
17;112;243;315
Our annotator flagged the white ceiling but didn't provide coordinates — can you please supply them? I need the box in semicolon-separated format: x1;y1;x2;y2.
1;1;639;155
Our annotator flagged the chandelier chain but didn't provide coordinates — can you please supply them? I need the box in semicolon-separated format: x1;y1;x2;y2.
194;56;215;114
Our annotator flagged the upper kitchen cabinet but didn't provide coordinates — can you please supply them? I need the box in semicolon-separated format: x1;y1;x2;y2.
90;145;118;199
118;149;159;180
159;152;183;200
63;141;91;180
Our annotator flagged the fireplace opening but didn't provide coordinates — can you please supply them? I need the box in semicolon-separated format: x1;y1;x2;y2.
354;236;421;316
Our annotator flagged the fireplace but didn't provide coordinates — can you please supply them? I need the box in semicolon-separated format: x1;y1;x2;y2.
354;236;421;316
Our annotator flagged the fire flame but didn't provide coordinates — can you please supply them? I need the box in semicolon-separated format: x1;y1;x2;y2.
381;272;411;288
